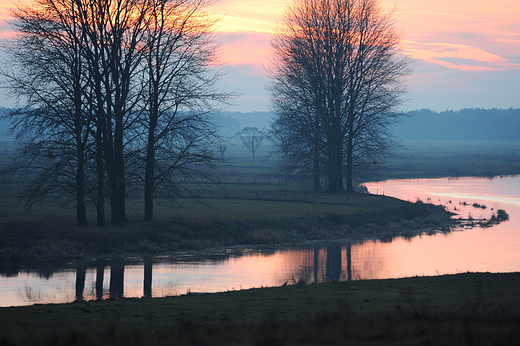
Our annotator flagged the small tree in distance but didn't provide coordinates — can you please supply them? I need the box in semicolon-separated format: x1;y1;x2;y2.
218;143;227;159
236;127;266;158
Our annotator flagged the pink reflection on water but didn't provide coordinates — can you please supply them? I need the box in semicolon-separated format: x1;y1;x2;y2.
361;176;520;278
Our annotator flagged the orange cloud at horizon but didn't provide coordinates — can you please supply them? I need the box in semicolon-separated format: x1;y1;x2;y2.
212;0;285;33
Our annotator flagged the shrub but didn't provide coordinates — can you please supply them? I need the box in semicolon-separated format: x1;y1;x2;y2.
494;209;509;222
245;229;285;245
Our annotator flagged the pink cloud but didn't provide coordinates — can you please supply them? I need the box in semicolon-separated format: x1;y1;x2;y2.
391;0;520;71
402;40;518;71
217;31;271;67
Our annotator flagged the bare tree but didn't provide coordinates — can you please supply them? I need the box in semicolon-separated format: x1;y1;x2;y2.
79;0;151;226
140;0;231;222
269;99;324;190
218;144;227;159
236;127;266;158
267;0;412;192
2;0;92;225
268;16;326;190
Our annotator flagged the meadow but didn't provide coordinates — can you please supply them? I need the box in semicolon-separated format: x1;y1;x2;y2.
1;272;519;345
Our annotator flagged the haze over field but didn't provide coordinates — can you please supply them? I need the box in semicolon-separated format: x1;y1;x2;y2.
219;108;520;142
2;108;520;143
0;0;518;112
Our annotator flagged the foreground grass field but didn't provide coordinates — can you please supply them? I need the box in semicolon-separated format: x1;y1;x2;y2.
1;272;519;345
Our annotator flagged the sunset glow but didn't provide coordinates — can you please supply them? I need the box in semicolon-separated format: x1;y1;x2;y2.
211;0;520;70
0;0;518;111
212;0;520;111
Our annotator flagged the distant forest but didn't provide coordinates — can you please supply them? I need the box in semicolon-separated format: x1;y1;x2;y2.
392;108;520;142
216;108;520;142
2;107;519;142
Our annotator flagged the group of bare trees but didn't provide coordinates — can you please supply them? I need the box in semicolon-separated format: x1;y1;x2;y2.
2;0;231;226
268;0;412;192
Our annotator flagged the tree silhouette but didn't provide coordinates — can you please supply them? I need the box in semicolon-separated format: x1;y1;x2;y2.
268;0;412;192
236;127;266;158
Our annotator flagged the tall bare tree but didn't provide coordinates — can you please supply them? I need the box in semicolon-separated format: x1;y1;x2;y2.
268;0;412;192
3;0;91;225
140;0;230;222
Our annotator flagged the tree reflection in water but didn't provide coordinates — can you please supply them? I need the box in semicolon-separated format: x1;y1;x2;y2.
144;257;152;298
68;244;355;303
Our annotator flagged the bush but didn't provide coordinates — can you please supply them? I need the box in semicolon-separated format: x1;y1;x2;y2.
245;229;286;245
494;209;509;222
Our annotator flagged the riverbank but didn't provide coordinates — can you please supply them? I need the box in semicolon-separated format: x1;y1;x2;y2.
1;272;519;345
0;193;461;265
1;140;517;266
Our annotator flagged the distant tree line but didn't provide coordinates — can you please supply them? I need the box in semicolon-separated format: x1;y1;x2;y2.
1;0;231;226
392;108;520;142
267;0;412;192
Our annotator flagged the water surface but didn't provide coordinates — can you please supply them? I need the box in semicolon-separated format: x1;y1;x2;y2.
1;176;518;307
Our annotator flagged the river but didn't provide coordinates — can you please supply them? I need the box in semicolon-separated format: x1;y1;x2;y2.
1;176;518;307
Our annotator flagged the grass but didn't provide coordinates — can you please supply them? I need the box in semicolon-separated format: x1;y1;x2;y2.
385;141;520;179
1;272;519;345
0;193;454;264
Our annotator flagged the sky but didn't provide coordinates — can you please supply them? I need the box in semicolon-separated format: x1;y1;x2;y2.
210;0;520;112
0;0;518;112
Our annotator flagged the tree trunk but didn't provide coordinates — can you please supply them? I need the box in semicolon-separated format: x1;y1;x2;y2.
105;116;123;227
75;144;88;226
75;106;87;226
313;147;321;191
95;126;106;227
143;117;156;222
345;137;355;193
114;103;128;224
327;130;344;192
345;109;355;193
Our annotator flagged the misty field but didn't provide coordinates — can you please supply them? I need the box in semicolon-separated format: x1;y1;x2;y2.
386;141;520;179
0;140;518;226
1;141;519;345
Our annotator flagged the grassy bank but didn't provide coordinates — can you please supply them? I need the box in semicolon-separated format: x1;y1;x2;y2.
0;192;455;264
2;140;517;265
1;272;519;345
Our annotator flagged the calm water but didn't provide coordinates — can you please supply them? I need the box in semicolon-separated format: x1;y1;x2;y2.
1;176;519;307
